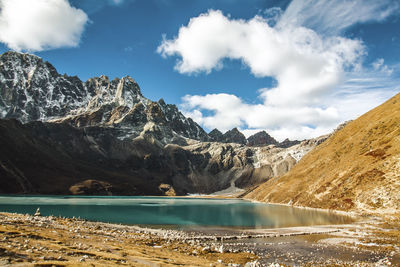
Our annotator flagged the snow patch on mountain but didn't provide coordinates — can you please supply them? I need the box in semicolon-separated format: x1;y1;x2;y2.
0;51;209;143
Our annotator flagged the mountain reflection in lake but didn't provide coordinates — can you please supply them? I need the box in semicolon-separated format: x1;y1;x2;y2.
0;196;353;229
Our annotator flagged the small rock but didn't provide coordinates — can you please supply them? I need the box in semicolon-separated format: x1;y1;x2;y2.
202;246;211;253
34;208;41;216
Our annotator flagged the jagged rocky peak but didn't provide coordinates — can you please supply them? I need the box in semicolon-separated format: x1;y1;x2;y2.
59;88;208;142
209;128;224;142
207;127;301;148
0;51;89;122
64;75;151;128
247;131;278;147
84;75;145;110
222;127;247;145
208;127;247;144
146;101;167;124
157;98;210;141
278;138;301;148
0;51;209;143
1;51;42;71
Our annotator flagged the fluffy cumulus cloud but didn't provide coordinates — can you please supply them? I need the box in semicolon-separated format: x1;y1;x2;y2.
158;0;399;140
0;0;88;52
157;10;365;107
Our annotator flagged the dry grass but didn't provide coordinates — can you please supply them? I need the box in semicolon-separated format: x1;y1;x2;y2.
245;92;400;215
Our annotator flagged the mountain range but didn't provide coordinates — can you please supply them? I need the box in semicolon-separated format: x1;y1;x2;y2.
0;51;299;148
2;50;396;215
0;51;327;196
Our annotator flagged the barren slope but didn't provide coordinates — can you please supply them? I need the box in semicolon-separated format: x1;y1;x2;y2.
245;92;400;215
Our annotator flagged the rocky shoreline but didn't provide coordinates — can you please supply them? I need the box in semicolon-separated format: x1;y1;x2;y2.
0;212;399;266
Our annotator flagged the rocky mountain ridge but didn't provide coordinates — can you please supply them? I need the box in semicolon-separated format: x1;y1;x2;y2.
209;128;301;147
0;51;301;147
208;128;247;145
0;51;209;144
0;51;327;195
0;51;89;121
0;117;327;195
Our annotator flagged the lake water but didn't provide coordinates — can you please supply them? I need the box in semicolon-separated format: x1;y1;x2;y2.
0;196;353;229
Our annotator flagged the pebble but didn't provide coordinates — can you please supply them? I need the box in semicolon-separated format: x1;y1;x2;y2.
1;212;398;267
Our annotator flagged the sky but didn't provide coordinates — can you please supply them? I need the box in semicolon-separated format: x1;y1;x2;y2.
0;0;399;141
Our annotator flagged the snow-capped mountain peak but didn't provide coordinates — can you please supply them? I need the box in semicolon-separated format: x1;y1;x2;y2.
0;51;209;143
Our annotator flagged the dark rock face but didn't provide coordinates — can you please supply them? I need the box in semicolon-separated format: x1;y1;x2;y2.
278;138;301;148
222;128;247;145
210;128;251;145
0;118;186;195
0;117;321;195
209;128;223;142
247;131;278;146
245;130;302;148
0;51;90;122
209;128;247;145
0;119;251;195
158;99;210;141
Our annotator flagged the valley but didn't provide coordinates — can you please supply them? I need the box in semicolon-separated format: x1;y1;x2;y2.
0;51;399;266
0;0;399;265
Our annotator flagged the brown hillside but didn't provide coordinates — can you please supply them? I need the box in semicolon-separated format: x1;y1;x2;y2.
245;92;400;215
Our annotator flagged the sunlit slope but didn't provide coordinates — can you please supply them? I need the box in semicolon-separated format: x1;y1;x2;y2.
245;92;400;214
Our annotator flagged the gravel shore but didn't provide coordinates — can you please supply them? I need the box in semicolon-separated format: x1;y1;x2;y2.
0;212;398;266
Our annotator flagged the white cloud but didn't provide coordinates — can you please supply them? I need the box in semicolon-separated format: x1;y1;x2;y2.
262;7;283;26
159;3;399;140
0;0;88;52
279;0;400;35
158;10;365;107
372;58;393;75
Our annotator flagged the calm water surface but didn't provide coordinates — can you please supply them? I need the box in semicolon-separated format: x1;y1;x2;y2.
0;196;353;229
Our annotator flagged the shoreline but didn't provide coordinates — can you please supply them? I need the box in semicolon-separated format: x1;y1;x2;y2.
0;212;256;266
241;197;400;224
243;198;361;218
0;211;399;266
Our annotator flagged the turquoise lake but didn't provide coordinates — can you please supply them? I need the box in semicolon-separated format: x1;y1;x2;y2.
0;196;353;229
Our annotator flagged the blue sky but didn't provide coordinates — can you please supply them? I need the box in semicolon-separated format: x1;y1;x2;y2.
0;0;399;140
